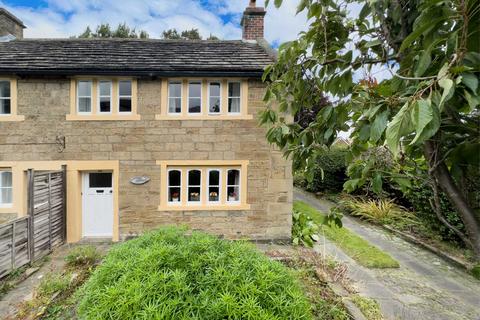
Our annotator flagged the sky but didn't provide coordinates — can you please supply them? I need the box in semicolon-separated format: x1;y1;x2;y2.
0;0;308;46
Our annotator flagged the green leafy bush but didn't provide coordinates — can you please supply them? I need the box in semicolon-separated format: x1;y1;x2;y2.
292;209;320;247
471;264;480;280
77;226;312;319
403;183;466;245
306;149;348;193
65;245;101;268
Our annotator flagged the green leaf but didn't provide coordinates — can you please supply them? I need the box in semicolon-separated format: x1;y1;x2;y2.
386;102;413;155
415;50;431;77
343;179;360;193
399;17;444;52
372;173;383;194
370;110;389;143
410;99;433;145
365;39;382;48
438;78;454;111
274;0;283;8
461;73;478;92
296;0;308;14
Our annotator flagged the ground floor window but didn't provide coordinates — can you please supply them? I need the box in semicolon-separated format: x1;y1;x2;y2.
158;161;249;210
0;170;12;206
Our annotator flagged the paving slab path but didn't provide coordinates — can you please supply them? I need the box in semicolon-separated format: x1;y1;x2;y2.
295;188;480;320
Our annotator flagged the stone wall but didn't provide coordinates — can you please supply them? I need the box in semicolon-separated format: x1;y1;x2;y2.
0;13;23;38
0;78;292;240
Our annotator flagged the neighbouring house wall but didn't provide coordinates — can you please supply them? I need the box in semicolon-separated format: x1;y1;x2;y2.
0;78;292;241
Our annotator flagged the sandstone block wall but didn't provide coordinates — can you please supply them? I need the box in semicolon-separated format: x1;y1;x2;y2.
0;78;292;240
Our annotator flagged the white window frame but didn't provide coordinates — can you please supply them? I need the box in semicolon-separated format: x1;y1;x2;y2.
208;81;222;115
97;80;112;114
207;169;221;204
167;81;183;115
187;169;202;204
187;81;202;115
227;81;242;114
77;80;92;114
226;169;241;204
0;80;11;116
167;169;182;205
118;80;132;114
0;170;13;207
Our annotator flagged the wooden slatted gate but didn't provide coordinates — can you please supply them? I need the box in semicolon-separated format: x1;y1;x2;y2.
0;166;66;278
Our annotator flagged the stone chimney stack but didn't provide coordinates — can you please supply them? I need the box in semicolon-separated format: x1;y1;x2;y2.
0;8;26;39
241;0;266;41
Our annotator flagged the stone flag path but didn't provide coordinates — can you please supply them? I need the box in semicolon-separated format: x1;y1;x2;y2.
295;189;480;320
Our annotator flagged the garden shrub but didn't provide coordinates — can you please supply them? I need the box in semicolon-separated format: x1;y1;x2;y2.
77;226;312;319
403;183;466;245
306;148;348;193
338;197;423;232
292;209;320;247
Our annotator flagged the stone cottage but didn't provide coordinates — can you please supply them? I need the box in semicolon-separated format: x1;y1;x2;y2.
0;1;292;243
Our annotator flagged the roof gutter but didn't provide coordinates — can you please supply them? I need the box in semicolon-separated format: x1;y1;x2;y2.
1;69;265;78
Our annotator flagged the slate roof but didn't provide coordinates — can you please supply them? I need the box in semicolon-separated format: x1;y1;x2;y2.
0;38;274;77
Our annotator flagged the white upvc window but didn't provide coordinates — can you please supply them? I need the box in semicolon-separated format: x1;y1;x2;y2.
118;80;132;113
98;80;112;113
168;81;182;114
208;81;222;114
0;81;11;115
227;82;241;114
77;80;92;114
226;169;240;203
188;81;202;114
167;169;182;204
187;169;202;203
207;169;221;203
0;170;12;207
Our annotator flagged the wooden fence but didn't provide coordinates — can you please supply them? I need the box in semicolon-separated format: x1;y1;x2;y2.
0;167;66;278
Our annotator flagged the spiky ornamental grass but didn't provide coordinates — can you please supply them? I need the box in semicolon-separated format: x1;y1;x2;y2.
76;226;312;319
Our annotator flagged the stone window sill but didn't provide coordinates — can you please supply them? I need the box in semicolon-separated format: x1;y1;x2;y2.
157;204;250;211
66;114;141;121
155;114;253;121
0;115;25;122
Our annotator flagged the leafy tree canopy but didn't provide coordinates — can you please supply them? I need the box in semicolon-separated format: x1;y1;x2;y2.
162;28;219;40
261;0;480;258
78;23;149;39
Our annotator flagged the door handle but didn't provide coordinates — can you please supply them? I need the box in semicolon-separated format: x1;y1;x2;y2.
96;190;105;193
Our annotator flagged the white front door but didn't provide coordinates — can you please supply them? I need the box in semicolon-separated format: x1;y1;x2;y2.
82;172;113;237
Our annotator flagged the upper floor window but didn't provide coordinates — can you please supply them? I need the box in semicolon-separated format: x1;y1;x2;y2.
157;79;252;120
208;82;221;114
0;81;11;115
228;82;241;114
77;80;92;114
69;78;139;121
0;170;12;206
98;81;112;113
168;82;182;114
188;81;202;114
119;80;132;113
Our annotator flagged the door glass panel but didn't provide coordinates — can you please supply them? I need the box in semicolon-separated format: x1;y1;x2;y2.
89;173;112;188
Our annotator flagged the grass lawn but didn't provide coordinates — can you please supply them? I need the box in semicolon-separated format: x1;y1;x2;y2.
294;200;400;269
